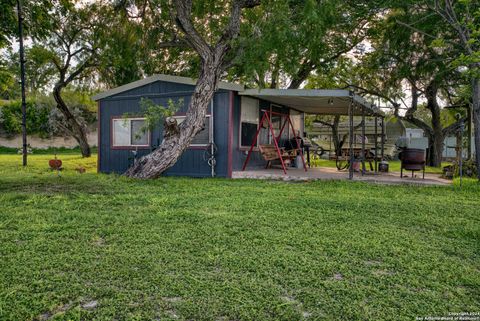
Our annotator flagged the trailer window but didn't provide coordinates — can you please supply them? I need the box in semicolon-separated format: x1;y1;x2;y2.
173;115;211;146
112;118;149;147
240;97;259;148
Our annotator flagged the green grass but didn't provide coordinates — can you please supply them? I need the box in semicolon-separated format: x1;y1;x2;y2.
0;154;479;320
311;158;447;174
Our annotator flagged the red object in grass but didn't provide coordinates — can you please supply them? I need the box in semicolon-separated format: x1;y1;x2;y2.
49;159;62;170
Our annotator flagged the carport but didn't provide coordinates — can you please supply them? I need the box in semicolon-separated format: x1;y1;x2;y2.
239;89;386;179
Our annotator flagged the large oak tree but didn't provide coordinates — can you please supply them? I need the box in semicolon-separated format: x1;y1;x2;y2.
125;0;261;178
345;1;469;167
36;1;105;157
429;0;480;177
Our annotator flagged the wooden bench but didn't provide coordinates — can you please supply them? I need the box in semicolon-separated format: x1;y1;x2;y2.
259;144;296;169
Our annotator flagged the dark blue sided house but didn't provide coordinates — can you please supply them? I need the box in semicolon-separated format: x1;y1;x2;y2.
93;74;381;178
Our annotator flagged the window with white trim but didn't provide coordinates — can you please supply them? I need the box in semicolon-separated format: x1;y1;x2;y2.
240;97;259;148
112;118;149;147
173;115;211;146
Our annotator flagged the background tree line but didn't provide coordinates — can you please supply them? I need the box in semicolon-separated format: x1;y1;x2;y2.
0;0;478;178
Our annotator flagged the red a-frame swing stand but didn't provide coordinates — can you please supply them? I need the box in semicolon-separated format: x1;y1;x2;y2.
242;109;307;175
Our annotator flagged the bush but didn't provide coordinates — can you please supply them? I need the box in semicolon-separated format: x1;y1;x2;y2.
0;91;96;138
443;159;477;178
0;100;50;137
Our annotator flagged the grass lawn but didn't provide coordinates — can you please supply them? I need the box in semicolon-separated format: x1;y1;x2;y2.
0;153;479;320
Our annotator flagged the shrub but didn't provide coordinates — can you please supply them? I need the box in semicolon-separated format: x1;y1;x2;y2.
0;91;96;138
0;100;50;137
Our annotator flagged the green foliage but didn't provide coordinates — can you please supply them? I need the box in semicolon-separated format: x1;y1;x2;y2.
0;0;52;48
228;0;378;88
0;64;15;99
0;100;50;136
2;45;57;96
0;91;96;137
445;159;478;178
58;90;97;114
139;98;182;129
0;154;478;320
123;98;183;140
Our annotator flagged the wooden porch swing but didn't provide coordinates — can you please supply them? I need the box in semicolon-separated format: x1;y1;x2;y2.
241;109;307;175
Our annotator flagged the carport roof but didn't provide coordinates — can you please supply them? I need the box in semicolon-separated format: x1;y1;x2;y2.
239;89;384;116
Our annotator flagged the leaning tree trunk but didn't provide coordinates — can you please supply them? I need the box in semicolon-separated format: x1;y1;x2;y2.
125;57;221;179
53;85;91;157
472;76;480;180
123;0;260;179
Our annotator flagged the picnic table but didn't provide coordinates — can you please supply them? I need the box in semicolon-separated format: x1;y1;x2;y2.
334;147;378;171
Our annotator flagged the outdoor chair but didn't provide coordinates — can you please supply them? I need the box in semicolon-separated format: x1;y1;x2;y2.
258;144;296;169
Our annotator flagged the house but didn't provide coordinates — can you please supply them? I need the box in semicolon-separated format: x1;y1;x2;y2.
93;74;383;178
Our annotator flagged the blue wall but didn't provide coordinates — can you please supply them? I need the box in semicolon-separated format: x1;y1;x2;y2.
98;79;304;177
98;80;231;177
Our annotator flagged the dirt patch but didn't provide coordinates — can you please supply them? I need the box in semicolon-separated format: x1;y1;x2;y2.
333;273;344;280
162;297;182;303
92;236;105;247
280;295;312;319
36;303;72;320
165;309;179;319
81;300;99;310
372;269;394;276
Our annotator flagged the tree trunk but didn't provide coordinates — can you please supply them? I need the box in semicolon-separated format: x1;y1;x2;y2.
53;85;91;157
122;0;261;179
427;132;444;167
472;76;480;179
331;115;343;156
426;82;443;167
125;57;220;178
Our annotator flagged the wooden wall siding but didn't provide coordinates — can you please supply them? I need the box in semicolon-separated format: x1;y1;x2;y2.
98;80;230;177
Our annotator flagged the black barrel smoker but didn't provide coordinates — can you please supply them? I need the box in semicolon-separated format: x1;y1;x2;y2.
399;148;426;179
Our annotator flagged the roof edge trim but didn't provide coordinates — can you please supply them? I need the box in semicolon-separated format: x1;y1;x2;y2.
92;74;244;101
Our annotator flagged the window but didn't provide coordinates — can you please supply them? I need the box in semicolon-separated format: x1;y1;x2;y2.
289;109;302;138
240;97;259;148
112;118;149;147
174;115;211;146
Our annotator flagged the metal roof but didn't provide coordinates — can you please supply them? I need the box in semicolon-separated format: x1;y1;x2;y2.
92;74;245;101
239;89;383;116
92;74;383;117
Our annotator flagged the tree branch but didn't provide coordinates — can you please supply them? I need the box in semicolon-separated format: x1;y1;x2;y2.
157;39;190;48
215;0;261;70
442;117;467;136
341;121;364;143
173;0;211;56
343;84;399;107
313;120;335;128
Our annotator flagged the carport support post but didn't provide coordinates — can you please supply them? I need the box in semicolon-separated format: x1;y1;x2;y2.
374;116;378;173
361;107;366;175
381;116;385;160
349;102;354;180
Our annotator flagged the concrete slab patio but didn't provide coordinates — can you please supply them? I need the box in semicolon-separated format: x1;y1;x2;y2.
233;167;452;186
